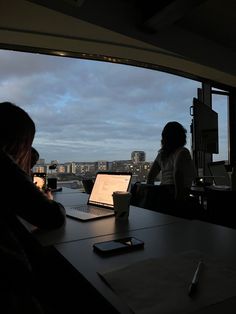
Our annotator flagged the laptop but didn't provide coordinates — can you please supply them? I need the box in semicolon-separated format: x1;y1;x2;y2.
208;161;231;190
65;172;132;221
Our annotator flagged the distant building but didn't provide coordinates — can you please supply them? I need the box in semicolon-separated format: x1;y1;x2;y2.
131;151;146;163
77;162;96;175
51;160;59;165
57;165;66;173
33;165;46;173
110;160;131;172
37;158;45;165
63;162;77;174
71;162;77;174
95;161;108;171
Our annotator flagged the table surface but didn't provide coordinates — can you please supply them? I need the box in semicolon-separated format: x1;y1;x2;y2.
55;219;236;314
32;188;236;313
35;187;182;246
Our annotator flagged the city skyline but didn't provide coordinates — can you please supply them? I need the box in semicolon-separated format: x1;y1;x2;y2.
37;150;147;165
34;150;152;184
0;49;227;163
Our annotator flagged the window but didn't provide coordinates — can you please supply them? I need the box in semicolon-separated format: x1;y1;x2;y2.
212;93;228;162
0;49;200;185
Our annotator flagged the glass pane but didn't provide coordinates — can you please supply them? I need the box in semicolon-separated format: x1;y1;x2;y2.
212;94;228;162
0;49;200;185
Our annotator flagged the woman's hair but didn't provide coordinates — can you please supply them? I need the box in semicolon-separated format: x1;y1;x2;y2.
0;102;36;174
31;146;39;169
159;121;187;159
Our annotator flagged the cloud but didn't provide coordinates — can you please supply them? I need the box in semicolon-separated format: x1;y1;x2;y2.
2;49;228;163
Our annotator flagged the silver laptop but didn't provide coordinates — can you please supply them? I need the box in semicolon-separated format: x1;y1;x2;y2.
65;172;132;221
208;161;231;190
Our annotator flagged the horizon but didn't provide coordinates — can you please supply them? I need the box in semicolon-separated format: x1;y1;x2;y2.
0;49;227;163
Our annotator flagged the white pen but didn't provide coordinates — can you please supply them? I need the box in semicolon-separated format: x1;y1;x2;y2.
188;260;204;296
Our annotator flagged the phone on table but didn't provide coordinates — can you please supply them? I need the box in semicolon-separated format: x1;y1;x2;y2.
33;172;47;191
93;237;144;255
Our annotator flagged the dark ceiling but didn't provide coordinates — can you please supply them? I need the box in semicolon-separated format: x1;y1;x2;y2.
1;0;236;88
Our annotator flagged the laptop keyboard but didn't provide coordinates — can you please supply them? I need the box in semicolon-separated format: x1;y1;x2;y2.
69;205;111;216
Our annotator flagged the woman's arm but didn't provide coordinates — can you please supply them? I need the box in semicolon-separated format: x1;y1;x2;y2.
1;151;66;230
147;155;161;184
174;148;194;200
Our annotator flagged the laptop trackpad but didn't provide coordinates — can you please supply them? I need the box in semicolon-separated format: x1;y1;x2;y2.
66;208;97;220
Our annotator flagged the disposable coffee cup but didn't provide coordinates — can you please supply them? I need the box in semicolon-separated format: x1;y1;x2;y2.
47;177;57;189
112;191;131;219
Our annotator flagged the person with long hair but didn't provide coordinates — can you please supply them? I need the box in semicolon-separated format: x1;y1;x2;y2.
0;101;66;313
0;101;65;227
147;121;196;206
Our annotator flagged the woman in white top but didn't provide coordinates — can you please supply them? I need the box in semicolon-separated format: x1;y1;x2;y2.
147;121;195;202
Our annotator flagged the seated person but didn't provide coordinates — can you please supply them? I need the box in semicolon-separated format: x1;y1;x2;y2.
0;102;65;229
146;121;198;216
0;101;66;313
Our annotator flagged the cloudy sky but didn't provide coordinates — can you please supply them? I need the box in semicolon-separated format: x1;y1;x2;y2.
0;49;227;163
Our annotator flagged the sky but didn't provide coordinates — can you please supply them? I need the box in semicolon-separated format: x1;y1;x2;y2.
0;49;227;163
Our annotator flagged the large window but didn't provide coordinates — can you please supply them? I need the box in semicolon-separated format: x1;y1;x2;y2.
1;49;202;185
0;50;200;161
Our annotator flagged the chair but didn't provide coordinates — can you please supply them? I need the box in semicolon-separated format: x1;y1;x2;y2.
130;182;149;208
130;182;175;212
82;179;94;194
131;182;206;220
204;187;236;228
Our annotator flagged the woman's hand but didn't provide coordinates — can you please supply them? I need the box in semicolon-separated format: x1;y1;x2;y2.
44;188;53;200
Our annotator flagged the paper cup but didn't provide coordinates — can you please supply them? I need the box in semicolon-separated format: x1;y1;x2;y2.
112;191;131;219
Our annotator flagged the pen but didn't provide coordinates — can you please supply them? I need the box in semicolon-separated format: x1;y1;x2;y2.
188;260;204;296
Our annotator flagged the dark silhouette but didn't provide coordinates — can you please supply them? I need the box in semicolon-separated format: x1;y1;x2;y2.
147;121;195;200
134;121;202;218
0;101;66;313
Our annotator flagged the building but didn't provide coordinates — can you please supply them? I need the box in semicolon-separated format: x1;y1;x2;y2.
131;151;146;164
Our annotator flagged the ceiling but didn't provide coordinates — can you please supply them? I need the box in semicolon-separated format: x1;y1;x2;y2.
0;0;235;89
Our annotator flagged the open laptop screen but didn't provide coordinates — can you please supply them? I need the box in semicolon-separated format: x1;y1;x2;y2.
88;172;132;208
208;161;231;186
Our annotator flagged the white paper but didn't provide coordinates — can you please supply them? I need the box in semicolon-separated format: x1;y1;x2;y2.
100;251;236;314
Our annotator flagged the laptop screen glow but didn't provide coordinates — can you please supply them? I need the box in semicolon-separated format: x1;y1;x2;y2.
88;173;131;208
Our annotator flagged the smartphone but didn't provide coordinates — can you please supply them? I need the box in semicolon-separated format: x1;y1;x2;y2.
93;237;144;255
33;172;47;191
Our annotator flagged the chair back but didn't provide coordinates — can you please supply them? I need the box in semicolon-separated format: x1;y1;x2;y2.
82;179;94;194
